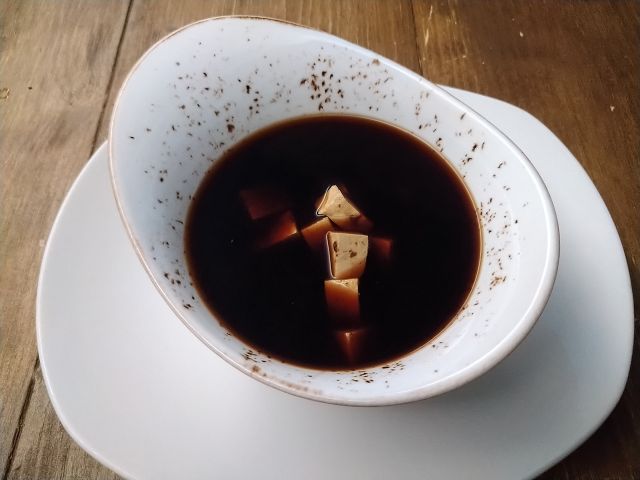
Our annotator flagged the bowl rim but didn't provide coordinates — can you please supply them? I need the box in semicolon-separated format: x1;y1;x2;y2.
108;15;560;406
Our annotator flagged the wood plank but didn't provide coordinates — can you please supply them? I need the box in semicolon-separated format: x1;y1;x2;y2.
0;0;131;476
6;364;120;480
411;1;639;478
7;1;421;478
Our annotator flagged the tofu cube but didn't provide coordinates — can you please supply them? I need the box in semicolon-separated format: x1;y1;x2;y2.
240;187;289;220
325;279;360;325
255;211;298;249
334;328;369;364
326;231;369;279
314;183;349;209
301;217;334;252
370;237;393;263
316;185;372;233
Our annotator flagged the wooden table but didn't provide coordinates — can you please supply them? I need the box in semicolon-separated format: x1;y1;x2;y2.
1;1;638;478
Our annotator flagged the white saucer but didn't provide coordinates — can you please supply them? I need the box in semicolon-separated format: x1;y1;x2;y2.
37;88;634;480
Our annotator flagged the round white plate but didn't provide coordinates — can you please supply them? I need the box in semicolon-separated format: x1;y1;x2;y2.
37;88;634;480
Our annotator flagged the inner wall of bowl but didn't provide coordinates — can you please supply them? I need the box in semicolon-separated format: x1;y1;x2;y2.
111;18;551;401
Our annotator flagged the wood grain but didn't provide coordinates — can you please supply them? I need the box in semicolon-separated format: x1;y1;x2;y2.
0;0;130;477
1;0;638;478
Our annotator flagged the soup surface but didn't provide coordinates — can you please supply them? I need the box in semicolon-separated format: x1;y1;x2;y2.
185;115;481;369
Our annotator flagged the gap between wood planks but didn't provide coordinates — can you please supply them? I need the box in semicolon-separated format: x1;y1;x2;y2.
2;358;38;480
408;0;425;75
89;0;135;154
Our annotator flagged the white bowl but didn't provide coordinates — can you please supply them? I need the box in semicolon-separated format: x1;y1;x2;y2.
109;16;559;406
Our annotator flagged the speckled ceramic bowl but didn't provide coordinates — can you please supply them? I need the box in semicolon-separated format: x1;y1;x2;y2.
109;16;559;406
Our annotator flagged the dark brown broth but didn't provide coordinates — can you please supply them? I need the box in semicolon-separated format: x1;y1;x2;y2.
185;115;481;369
